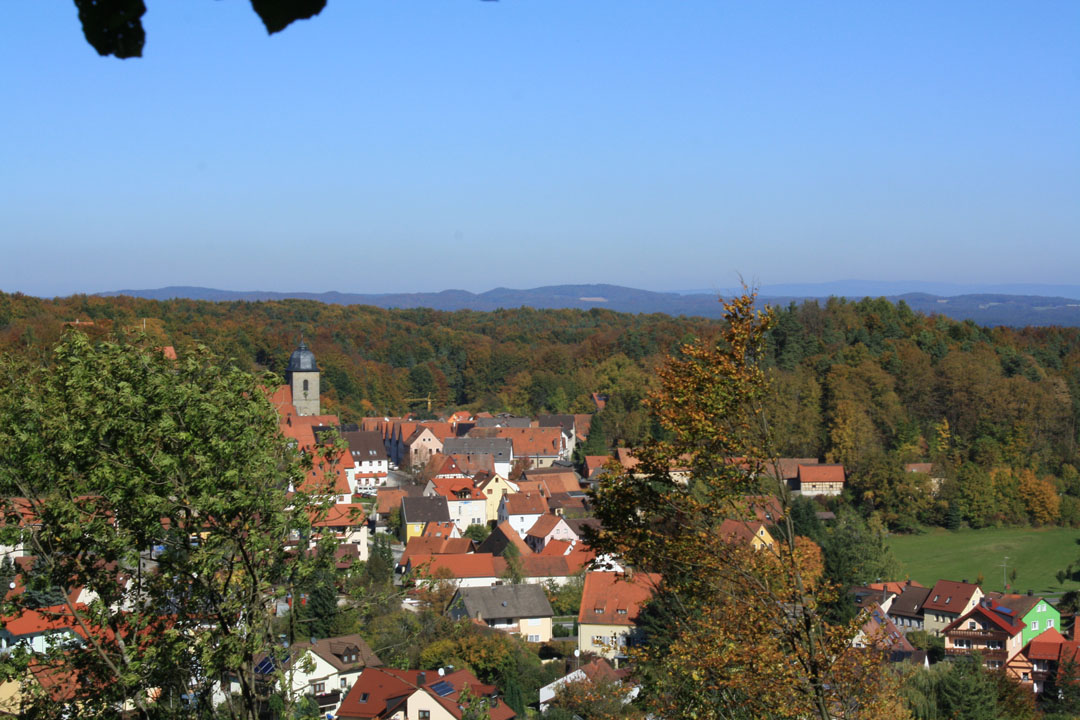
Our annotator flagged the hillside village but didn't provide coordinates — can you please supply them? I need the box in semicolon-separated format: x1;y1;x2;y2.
1;340;1078;719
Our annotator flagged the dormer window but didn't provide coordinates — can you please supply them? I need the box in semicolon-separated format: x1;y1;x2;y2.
617;609;628;615
594;608;603;614
359;693;369;703
944;597;951;605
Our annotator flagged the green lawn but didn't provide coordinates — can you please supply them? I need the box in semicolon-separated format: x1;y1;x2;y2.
887;526;1080;596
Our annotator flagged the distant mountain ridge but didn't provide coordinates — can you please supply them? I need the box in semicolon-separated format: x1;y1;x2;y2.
97;284;1080;327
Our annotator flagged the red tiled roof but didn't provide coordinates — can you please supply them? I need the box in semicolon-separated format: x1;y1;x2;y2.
376;489;407;515
409;553;498;579
534;471;582;494
584;455;614;477
420;422;455;441
492;427;563;458
943;600;1025;636
297;448;352;495
338;667;515;720
504;493;549;516
717;519;768;544
526;513;565;539
428;475;484;500
399;536;474;568
869;580;924;596
312;503;367;527
798;464;845;484
924;580;981;614
1026;627;1066;661
539;539;572;556
578;572;660;626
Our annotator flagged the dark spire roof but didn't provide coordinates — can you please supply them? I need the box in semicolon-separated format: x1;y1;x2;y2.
287;341;318;372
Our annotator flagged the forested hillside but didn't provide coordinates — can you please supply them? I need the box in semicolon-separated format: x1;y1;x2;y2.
4;290;1080;530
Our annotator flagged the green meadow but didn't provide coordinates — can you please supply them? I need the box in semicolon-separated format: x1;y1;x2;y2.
886;526;1080;596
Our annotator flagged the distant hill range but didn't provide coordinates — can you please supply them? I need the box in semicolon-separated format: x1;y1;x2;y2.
97;284;1080;327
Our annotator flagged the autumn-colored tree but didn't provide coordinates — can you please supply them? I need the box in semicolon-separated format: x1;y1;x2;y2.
548;676;643;720
1015;469;1062;525
588;293;908;720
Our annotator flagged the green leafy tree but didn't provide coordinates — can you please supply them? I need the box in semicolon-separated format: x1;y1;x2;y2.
500;542;525;585
362;533;395;586
0;332;333;719
463;524;491;543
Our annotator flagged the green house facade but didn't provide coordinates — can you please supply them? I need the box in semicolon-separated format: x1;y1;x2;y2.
988;592;1061;645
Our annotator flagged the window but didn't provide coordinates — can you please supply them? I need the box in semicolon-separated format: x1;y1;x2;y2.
968;621;976;630
1049;619;1055;628
1031;621;1039;631
312;682;325;694
592;635;606;645
419;712;431;720
340;678;348;689
303;379;309;393
594;608;603;614
617;609;628;615
528;634;540;642
359;693;369;703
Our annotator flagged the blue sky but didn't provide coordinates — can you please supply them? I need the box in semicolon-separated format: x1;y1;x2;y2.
2;1;1077;297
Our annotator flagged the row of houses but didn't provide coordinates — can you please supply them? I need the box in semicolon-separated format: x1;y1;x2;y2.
854;578;1075;694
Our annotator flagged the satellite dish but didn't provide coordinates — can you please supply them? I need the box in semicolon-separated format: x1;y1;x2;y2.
8;582;15;590
438;668;445;676
574;649;580;657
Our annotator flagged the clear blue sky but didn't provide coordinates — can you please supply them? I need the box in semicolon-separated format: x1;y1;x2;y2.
2;1;1077;297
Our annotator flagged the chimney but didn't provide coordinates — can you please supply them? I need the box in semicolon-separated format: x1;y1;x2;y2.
1027;589;1033;596
418;672;426;686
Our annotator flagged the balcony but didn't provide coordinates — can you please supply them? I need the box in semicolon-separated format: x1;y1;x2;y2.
946;629;1009;642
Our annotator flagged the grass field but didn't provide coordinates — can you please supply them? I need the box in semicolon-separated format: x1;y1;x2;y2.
887;526;1080;596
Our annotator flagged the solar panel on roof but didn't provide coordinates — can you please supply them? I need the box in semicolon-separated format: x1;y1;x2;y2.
430;680;455;697
998;607;1014;615
254;657;275;675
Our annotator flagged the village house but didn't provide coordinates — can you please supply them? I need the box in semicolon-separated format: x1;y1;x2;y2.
336;666;516;720
474;473;520;525
885;581;931;634
577;571;660;664
340;429;390;489
717;519;776;551
442;438;513;479
310;503;369;562
985;591;1061;645
422;470;487;534
942;598;1027;674
498;493;549;538
447;585;554;642
922;579;984;635
524;514;578;553
400;497;451;543
486;427;567;468
796;464;845;497
403;427;444;470
254;634;382;717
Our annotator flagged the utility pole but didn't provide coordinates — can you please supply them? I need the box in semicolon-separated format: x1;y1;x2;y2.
1000;556;1009;592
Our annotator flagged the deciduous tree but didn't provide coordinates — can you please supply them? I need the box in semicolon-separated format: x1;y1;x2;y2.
0;332;332;719
588;293;907;720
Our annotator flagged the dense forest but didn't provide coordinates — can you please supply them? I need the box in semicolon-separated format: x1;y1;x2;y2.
3;290;1080;531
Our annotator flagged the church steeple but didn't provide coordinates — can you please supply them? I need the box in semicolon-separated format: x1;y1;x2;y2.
285;340;320;416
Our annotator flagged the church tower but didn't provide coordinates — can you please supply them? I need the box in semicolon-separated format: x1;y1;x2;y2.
285;341;320;416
